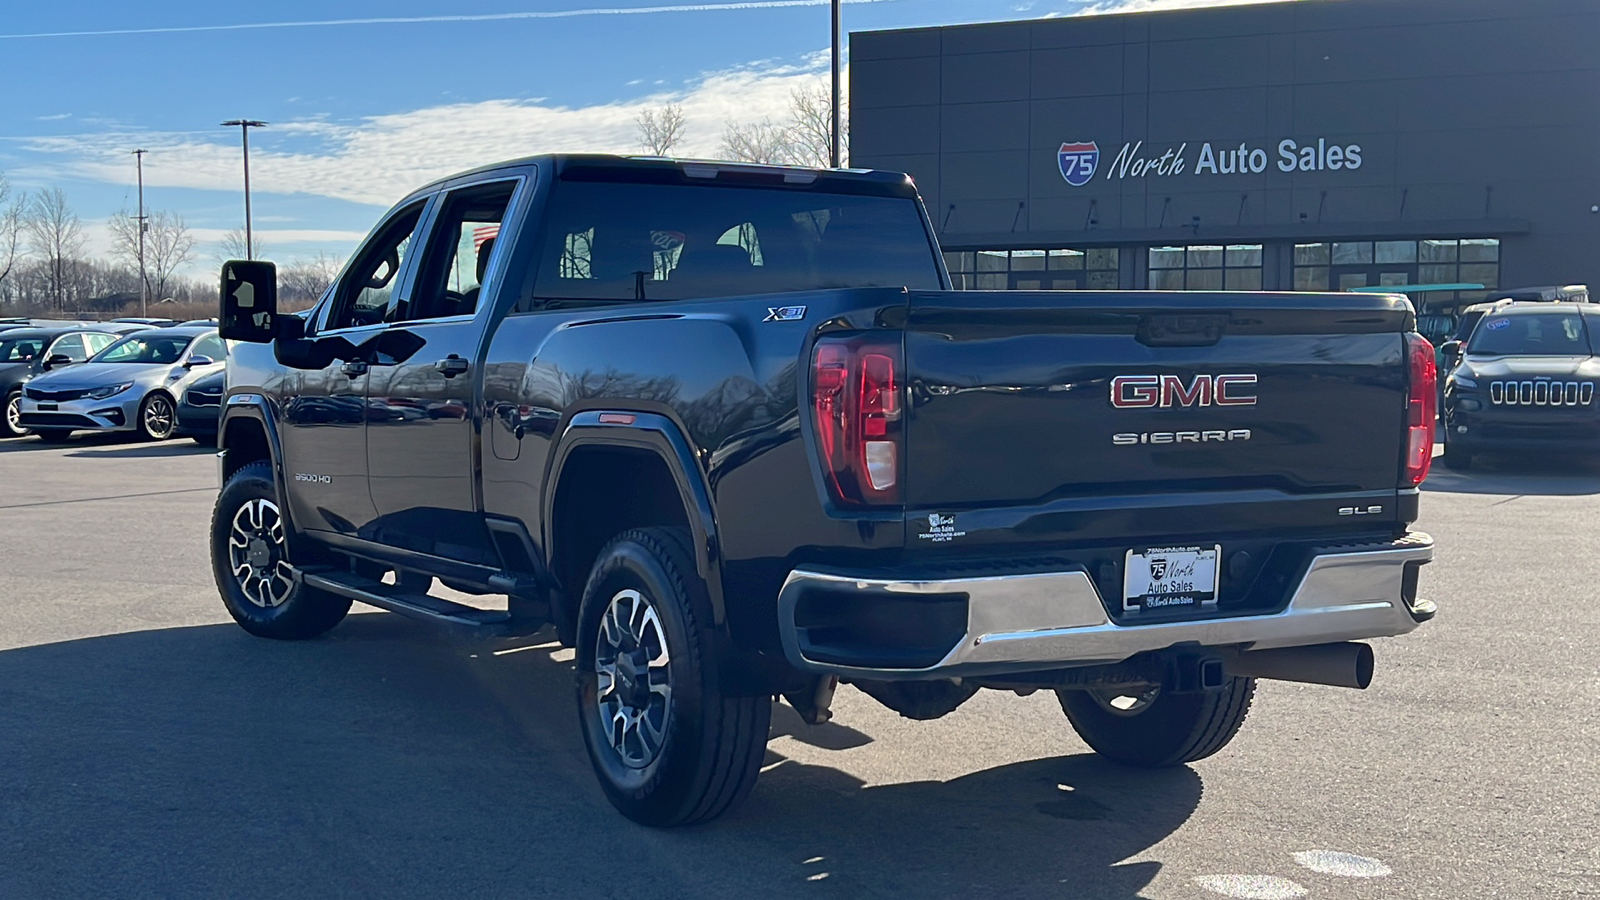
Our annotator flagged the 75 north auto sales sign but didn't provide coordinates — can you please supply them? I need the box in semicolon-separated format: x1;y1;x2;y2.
1057;136;1364;184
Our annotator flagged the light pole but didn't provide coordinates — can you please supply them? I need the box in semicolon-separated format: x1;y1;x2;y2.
830;0;841;168
132;148;148;316
221;119;267;260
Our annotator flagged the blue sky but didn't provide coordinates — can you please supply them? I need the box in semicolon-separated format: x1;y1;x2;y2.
0;0;1268;278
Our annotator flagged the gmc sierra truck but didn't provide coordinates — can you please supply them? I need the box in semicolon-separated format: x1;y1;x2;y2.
213;155;1438;827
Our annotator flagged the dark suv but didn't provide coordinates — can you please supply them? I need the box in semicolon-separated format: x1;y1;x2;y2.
1441;302;1600;468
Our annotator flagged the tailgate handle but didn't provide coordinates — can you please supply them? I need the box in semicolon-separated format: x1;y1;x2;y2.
1136;313;1228;347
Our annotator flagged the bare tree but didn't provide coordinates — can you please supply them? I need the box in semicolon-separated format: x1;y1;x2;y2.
280;252;343;306
636;103;687;156
0;174;26;305
24;188;85;312
717;118;793;165
217;227;265;263
108;208;194;301
787;82;847;168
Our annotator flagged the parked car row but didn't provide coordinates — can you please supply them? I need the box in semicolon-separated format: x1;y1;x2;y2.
0;318;225;443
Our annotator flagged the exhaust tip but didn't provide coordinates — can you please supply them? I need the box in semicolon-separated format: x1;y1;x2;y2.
1352;642;1374;690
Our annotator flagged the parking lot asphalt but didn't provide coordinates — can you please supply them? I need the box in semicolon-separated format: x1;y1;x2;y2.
2;433;1598;900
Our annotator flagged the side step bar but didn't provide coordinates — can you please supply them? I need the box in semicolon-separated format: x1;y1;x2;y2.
300;569;547;638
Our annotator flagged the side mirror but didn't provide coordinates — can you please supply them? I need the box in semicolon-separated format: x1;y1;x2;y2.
1440;340;1463;367
184;355;216;369
42;353;75;371
219;260;278;343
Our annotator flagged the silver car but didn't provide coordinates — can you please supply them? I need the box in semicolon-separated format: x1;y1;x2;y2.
16;327;227;441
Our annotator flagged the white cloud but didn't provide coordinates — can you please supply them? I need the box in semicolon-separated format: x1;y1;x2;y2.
21;55;838;209
1071;0;1292;15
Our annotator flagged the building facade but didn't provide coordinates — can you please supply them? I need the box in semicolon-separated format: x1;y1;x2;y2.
850;0;1600;310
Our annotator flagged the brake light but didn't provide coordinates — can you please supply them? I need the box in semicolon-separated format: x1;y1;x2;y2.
1403;332;1437;486
812;336;902;506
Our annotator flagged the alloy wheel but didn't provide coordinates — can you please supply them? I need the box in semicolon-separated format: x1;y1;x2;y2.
143;395;175;439
228;498;294;608
4;394;26;437
593;588;673;769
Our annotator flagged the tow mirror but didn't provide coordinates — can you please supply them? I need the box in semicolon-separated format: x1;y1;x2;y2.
219;260;278;343
41;353;74;371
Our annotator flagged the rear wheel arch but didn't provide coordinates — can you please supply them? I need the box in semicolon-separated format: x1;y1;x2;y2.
546;415;723;645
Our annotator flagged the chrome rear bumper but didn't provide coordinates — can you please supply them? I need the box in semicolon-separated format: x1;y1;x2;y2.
777;533;1435;679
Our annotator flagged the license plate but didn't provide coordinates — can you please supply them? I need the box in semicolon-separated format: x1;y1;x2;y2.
1123;545;1221;612
38;403;57;411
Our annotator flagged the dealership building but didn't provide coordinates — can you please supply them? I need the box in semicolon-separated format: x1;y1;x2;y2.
850;0;1600;310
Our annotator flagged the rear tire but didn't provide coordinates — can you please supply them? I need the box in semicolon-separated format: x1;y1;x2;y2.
1441;442;1472;470
212;460;350;640
575;527;770;826
2;389;28;438
1057;677;1255;767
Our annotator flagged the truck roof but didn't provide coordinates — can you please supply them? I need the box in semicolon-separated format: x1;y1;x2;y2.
401;154;920;204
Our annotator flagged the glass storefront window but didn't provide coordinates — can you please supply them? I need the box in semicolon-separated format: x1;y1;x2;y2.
1010;249;1046;270
1225;244;1263;268
1292;238;1500;313
944;247;1120;290
1149;246;1186;269
1332;242;1373;265
1048;250;1085;270
1149;244;1261;291
1375;241;1417;264
1295;266;1330;290
1295;243;1331;266
1420;240;1458;263
1460;239;1499;262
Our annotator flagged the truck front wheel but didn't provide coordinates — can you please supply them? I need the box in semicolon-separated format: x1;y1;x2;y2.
1056;677;1255;767
211;461;351;640
575;527;770;827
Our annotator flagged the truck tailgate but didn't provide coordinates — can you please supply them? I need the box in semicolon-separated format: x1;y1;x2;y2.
901;291;1413;523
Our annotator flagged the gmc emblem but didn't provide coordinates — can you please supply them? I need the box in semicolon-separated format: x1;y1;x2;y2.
1110;374;1258;408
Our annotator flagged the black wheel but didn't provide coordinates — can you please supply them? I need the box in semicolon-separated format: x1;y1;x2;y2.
33;428;73;443
1057;677;1255;767
138;392;177;441
575;527;770;827
211;460;350;640
1441;442;1472;470
3;389;28;438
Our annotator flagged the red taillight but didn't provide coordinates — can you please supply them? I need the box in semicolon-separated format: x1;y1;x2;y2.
812;336;902;506
1404;332;1437;486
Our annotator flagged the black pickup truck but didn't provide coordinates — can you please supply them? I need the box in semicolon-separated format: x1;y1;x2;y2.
213;155;1438;827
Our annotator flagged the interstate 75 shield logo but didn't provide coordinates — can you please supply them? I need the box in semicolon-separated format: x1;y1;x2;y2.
1058;141;1099;186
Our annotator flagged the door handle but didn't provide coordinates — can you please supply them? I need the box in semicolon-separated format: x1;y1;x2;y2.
434;355;469;378
340;360;369;377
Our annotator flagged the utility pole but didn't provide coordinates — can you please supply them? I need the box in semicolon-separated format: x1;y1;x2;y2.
221;119;267;259
132;149;148;316
830;0;842;168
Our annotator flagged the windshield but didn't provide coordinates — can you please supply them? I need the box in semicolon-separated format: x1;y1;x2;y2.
1467;312;1595;356
90;333;194;365
0;337;45;363
532;181;942;303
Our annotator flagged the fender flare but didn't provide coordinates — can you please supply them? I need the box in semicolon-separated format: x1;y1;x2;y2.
544;410;725;625
217;393;311;557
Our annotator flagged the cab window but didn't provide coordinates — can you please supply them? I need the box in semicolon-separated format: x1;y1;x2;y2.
405;181;517;322
326;201;427;330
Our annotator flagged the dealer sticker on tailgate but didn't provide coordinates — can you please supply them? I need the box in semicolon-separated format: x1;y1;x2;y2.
1123;545;1221;612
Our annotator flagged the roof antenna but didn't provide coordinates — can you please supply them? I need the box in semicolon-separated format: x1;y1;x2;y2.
941;202;957;232
1011;200;1026;233
1158;197;1171;229
1084;199;1098;230
1236;193;1248;225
